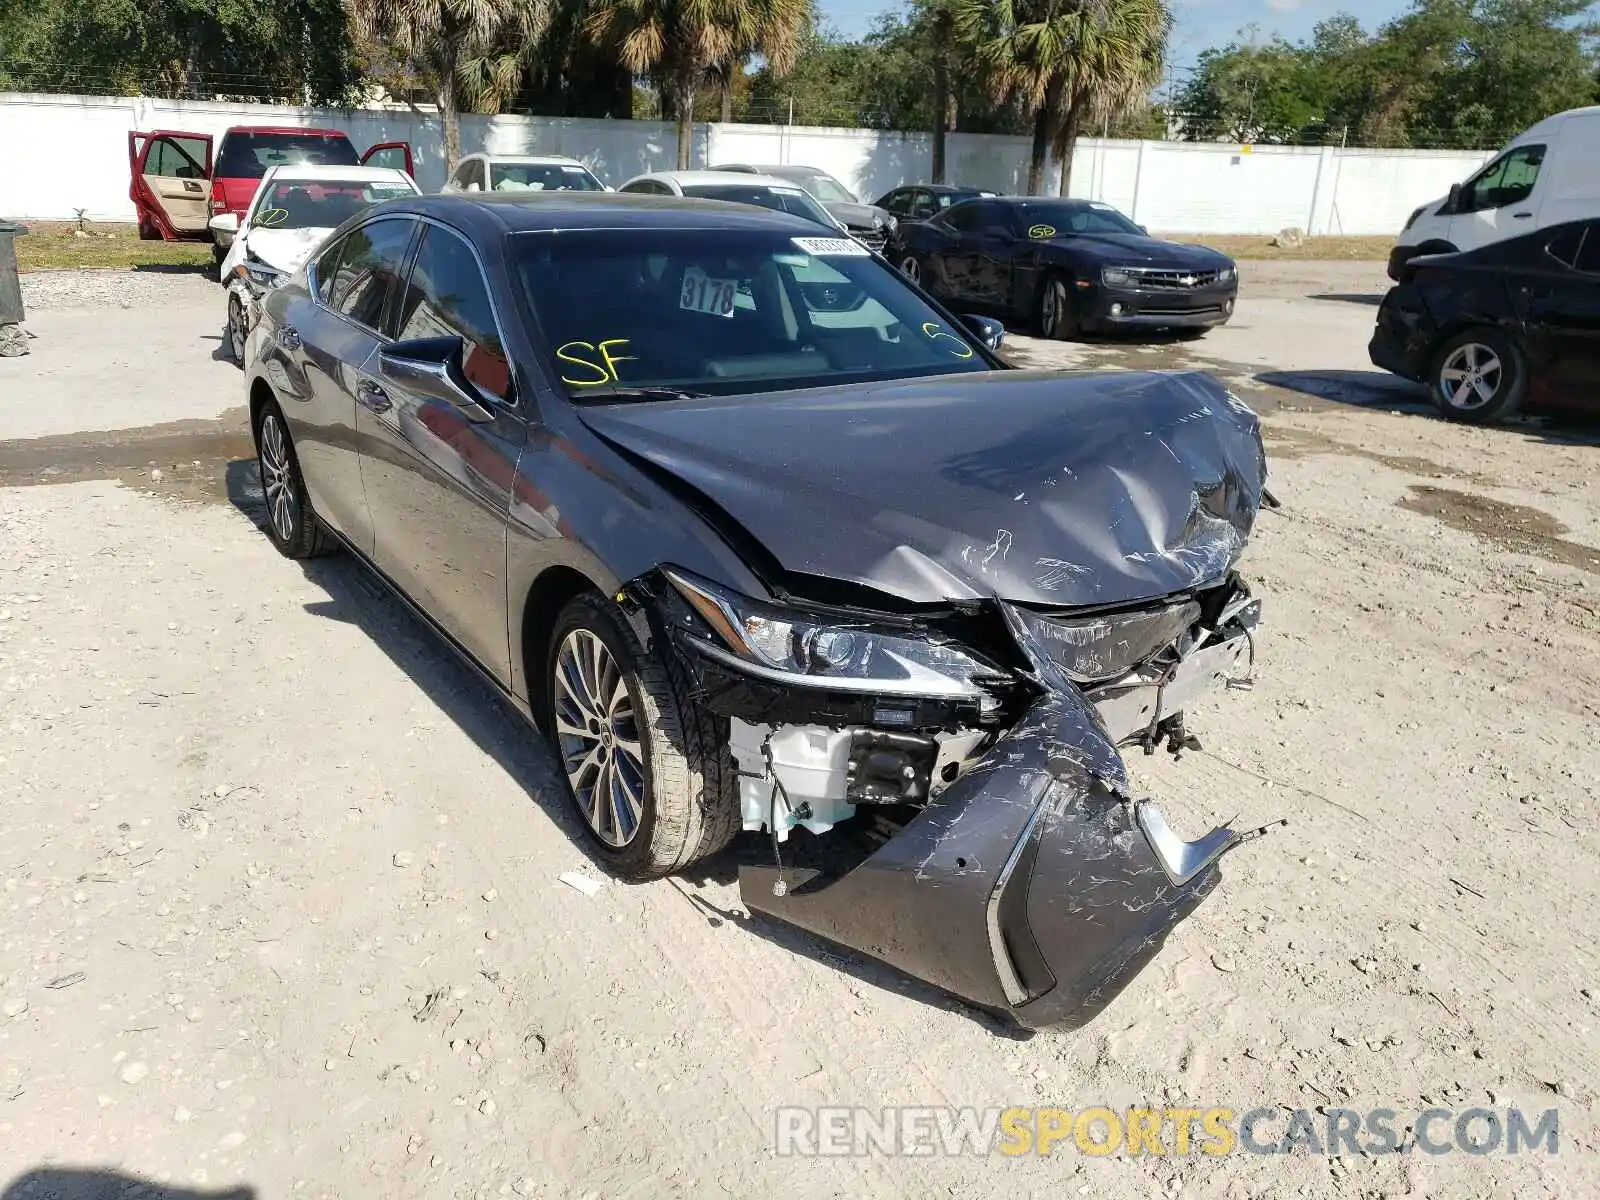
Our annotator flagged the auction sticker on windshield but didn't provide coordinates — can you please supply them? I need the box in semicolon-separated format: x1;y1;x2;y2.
792;236;869;257
1028;224;1057;239
680;265;738;317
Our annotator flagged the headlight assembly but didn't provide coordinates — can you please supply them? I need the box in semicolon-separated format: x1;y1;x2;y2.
663;569;998;698
1217;266;1236;283
238;258;286;291
1101;267;1133;286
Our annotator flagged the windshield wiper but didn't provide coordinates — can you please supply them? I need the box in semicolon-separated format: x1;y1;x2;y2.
579;386;710;403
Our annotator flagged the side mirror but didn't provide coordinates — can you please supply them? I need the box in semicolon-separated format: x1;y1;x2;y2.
208;212;239;234
379;336;496;422
959;313;1005;351
1136;224;1149;235
1446;182;1462;214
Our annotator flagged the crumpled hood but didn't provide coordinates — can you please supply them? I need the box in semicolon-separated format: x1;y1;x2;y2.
243;227;335;273
825;200;892;231
1044;233;1231;269
578;370;1266;608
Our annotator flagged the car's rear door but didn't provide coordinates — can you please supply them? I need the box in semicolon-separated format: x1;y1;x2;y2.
128;130;213;240
1519;221;1600;405
356;218;521;685
362;141;415;176
281;215;421;554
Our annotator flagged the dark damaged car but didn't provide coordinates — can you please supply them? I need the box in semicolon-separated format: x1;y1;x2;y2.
243;192;1276;1030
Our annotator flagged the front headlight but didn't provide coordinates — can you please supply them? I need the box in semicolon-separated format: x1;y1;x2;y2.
1101;267;1133;286
1403;204;1427;231
1009;600;1201;685
1217;265;1235;283
664;569;998;699
239;258;286;291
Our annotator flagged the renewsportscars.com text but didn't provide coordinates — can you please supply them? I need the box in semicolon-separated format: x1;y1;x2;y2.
772;1105;1560;1158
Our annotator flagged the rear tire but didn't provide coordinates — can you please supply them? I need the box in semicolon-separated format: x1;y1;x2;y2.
545;593;739;881
1036;272;1079;340
1428;326;1525;424
252;401;337;559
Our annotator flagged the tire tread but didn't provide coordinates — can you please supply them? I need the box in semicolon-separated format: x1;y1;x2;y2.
552;594;739;880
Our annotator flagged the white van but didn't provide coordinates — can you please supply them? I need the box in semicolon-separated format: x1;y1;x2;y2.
1387;106;1600;279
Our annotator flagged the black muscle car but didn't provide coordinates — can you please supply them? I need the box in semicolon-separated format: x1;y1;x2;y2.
895;196;1238;340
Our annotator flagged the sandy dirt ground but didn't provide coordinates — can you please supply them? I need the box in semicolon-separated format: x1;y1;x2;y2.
1;263;1597;1199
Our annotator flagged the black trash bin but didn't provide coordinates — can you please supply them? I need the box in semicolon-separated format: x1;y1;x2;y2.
0;219;27;357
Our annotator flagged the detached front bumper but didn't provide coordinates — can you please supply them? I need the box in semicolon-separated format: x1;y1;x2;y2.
739;684;1239;1029
1078;280;1237;333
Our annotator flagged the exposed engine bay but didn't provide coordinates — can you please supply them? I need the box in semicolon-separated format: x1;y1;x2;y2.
722;576;1262;847
621;561;1278;1030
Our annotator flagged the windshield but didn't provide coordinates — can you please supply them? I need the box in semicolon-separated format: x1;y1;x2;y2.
1015;201;1143;236
251;179;416;229
490;162;605;192
681;184;838;230
797;175;857;205
515;229;991;399
216;133;360;179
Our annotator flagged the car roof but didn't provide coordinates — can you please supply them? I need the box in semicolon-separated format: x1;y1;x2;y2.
260;164;414;184
362;190;833;236
221;126;348;138
626;170;807;189
466;153;590;166
725;163;827;177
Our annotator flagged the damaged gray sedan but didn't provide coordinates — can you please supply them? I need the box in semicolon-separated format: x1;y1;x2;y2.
244;191;1274;1030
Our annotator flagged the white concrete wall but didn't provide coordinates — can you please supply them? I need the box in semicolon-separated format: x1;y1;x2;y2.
1;90;1492;236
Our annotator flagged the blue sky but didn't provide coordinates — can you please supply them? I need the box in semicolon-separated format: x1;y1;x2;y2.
818;0;1413;71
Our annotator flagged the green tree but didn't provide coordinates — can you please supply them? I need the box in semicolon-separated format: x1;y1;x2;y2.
1048;0;1167;194
349;0;549;172
0;0;361;103
584;0;811;167
956;0;1171;195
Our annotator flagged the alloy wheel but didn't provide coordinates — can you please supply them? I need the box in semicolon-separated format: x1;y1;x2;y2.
258;412;296;543
1042;279;1064;337
553;628;646;848
228;296;246;364
1437;342;1503;411
900;255;920;283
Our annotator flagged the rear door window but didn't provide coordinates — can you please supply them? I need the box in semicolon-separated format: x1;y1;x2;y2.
326;217;416;332
216;132;360;178
1575;224;1600;275
940;202;984;233
393;224;512;402
145;137;209;179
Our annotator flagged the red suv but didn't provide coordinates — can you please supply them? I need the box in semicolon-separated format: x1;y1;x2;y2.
129;125;413;259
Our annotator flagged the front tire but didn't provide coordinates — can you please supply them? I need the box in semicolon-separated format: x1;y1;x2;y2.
226;294;247;368
253;401;336;558
1429;327;1525;424
545;593;739;880
1037;272;1079;340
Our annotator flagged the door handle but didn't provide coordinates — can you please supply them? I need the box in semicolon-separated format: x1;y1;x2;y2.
277;325;301;351
1512;211;1533;219
357;380;393;413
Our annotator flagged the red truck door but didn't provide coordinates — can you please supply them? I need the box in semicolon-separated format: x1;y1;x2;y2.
128;130;214;241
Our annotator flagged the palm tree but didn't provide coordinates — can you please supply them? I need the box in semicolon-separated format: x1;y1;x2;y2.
1050;0;1167;195
584;0;812;168
349;0;550;173
956;0;1168;195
